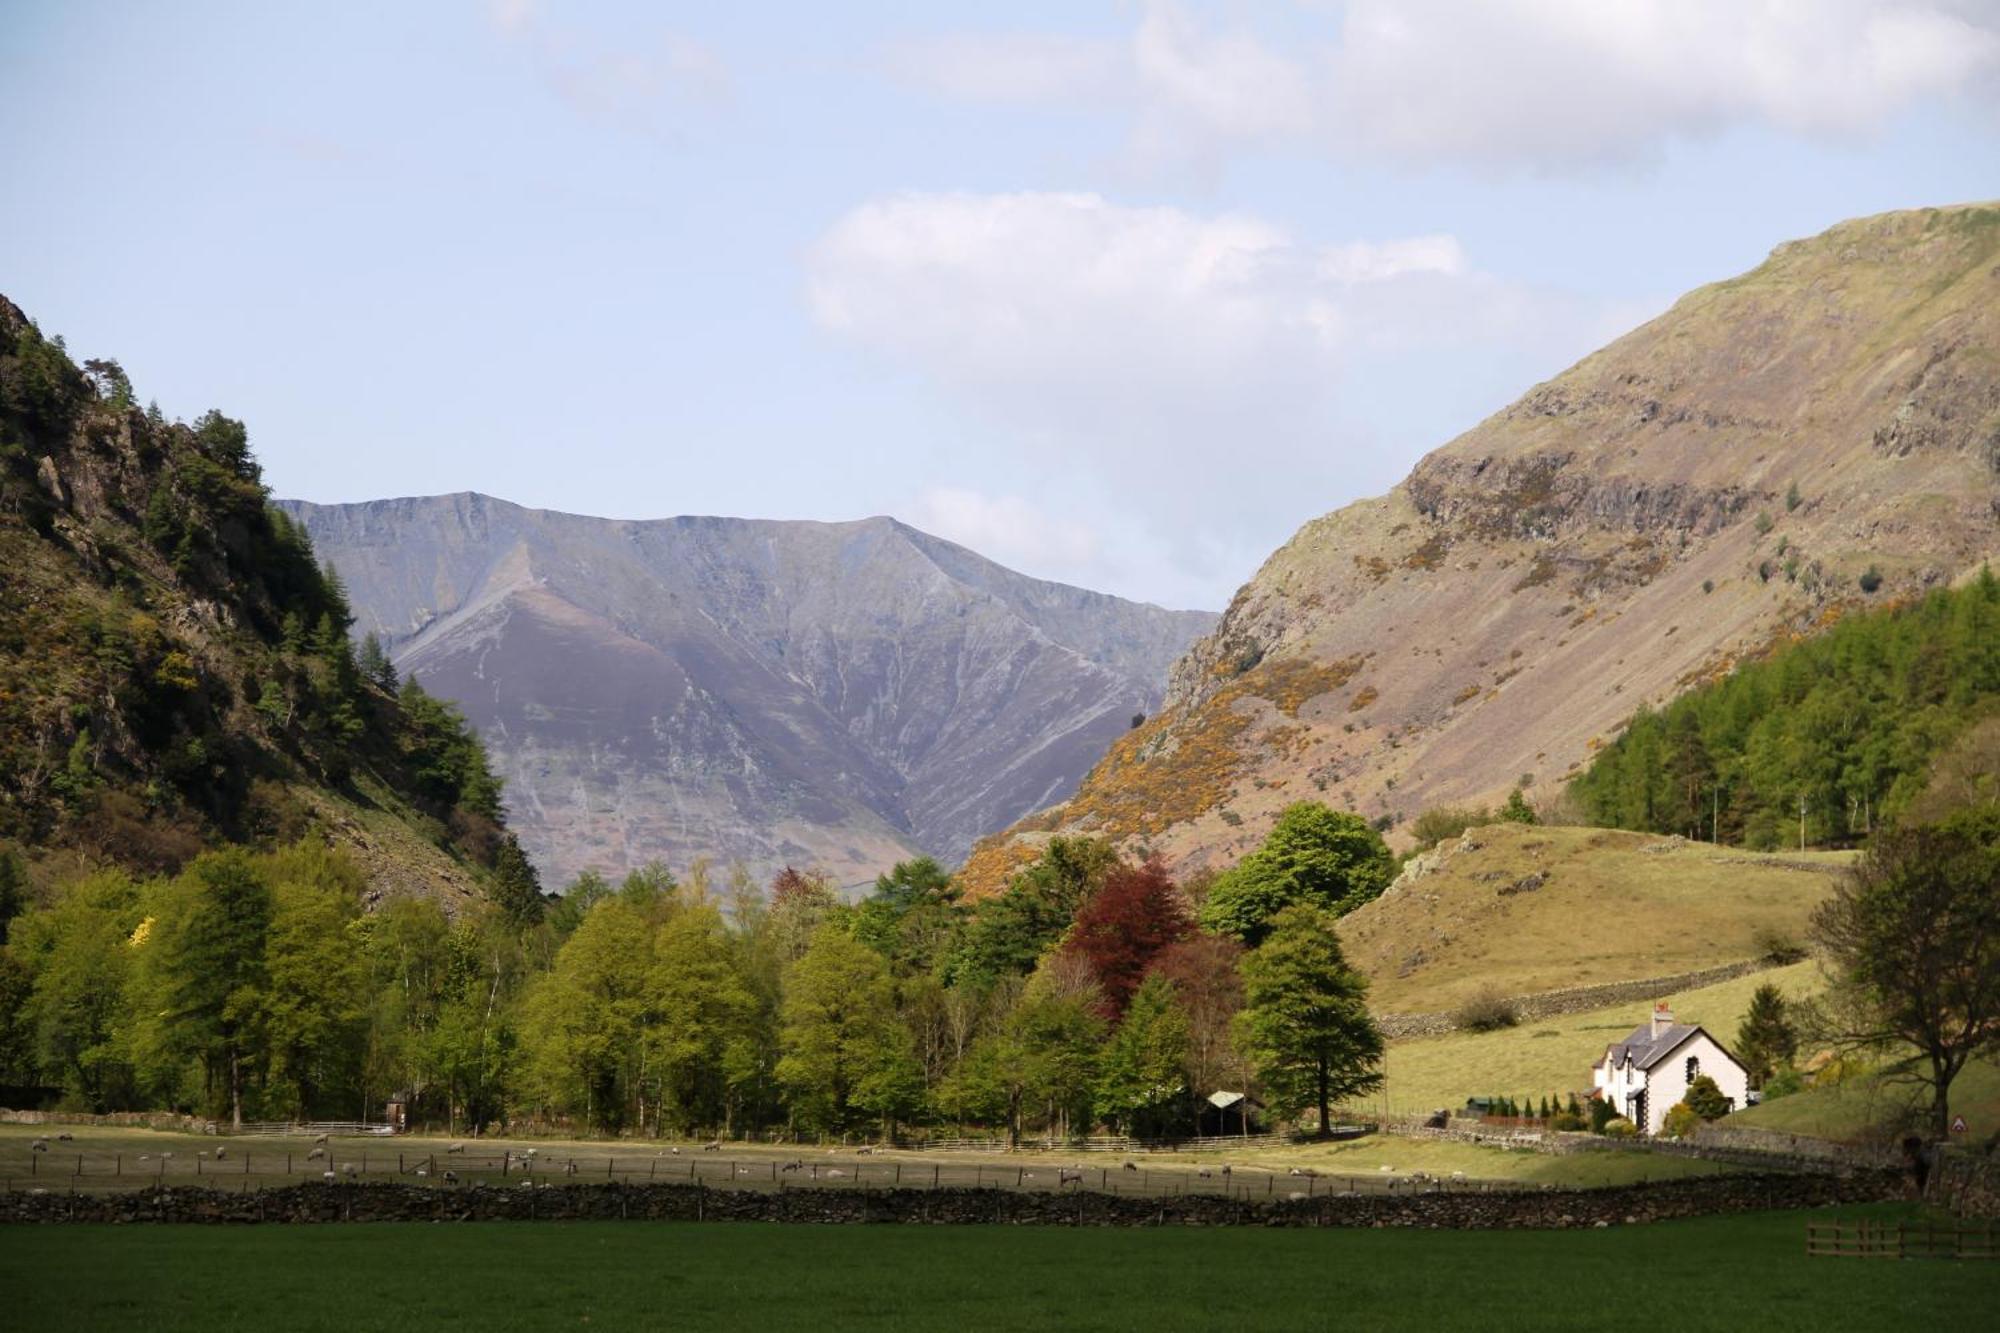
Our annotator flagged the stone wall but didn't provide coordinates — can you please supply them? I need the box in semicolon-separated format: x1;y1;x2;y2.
0;1109;216;1134
0;1171;1901;1229
1378;959;1773;1039
1929;1149;2000;1218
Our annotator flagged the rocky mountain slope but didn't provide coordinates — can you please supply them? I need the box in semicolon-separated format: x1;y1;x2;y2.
284;495;1214;890
964;202;2000;893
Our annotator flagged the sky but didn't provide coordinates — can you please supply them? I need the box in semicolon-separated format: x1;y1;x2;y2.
3;2;1997;610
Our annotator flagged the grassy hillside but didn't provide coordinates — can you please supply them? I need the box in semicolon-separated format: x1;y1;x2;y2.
1339;823;1846;1013
1730;1059;2000;1145
1372;961;1823;1114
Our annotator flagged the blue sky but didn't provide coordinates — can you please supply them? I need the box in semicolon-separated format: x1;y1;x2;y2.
4;1;1996;609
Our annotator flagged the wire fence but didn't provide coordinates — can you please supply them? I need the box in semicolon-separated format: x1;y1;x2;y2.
0;1140;1501;1203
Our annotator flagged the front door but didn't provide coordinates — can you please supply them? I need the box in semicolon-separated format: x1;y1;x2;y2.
1632;1088;1648;1135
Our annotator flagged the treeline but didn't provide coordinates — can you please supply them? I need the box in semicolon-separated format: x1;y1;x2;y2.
0;301;534;909
1570;570;2000;847
0;803;1395;1141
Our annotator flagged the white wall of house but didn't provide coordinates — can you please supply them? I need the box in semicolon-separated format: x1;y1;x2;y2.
1593;1029;1749;1134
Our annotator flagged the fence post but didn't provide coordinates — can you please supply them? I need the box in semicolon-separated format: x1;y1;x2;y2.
932;1164;939;1189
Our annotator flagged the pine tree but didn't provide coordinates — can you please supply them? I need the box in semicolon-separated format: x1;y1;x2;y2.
357;632;397;692
1734;983;1797;1087
489;836;544;926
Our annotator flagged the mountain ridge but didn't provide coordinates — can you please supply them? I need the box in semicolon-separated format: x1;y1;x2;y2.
283;492;1216;889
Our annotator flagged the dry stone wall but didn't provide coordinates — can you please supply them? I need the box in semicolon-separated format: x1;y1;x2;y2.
0;1171;1900;1229
1377;958;1774;1039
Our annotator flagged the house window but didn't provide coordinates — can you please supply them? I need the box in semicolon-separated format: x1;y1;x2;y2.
1685;1055;1699;1083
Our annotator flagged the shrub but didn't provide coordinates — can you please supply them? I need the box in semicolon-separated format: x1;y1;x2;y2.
1602;1117;1638;1139
1589;1097;1617;1133
1550;1111;1588;1132
1754;511;1774;536
1701;579;1714;594
1859;565;1883;593
1760;1066;1805;1102
1662;1102;1701;1138
1408;804;1491;853
1685;1074;1731;1120
1453;986;1519;1032
1752;924;1806;965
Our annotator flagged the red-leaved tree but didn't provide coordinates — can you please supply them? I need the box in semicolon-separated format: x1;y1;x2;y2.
1148;933;1247;1098
1064;858;1192;1020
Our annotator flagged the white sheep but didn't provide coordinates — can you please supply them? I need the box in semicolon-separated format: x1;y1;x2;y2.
29;1139;48;1153
443;1170;458;1184
322;1170;337;1184
445;1142;465;1154
215;1146;227;1161
342;1163;358;1179
307;1148;326;1161
313;1133;329;1145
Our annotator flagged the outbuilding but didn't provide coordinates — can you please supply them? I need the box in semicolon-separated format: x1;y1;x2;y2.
1591;1002;1749;1135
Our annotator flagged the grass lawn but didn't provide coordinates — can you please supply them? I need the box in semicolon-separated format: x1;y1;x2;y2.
1343;824;1849;1013
1374;960;1823;1115
1;1205;1986;1331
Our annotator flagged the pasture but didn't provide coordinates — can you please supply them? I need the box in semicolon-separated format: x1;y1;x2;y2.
2;1205;1987;1331
0;1121;1727;1199
1372;959;1822;1115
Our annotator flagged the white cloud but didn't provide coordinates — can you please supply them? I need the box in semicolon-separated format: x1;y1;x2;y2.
884;33;1121;104
809;191;1620;604
895;0;2000;175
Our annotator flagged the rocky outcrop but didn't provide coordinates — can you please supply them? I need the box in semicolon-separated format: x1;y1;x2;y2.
966;203;2000;890
285;497;1213;890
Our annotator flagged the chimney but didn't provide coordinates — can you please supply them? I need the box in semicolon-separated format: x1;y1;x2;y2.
1651;1002;1673;1039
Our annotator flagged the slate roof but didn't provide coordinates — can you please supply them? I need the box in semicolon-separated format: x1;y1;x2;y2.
1600;1023;1701;1072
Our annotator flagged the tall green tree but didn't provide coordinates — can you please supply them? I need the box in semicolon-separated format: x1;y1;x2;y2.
154;850;273;1127
1733;982;1797;1087
1095;973;1190;1136
1810;804;2000;1140
1234;904;1384;1136
775;926;916;1134
1200;803;1396;945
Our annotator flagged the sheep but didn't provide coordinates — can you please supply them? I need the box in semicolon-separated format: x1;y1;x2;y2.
1288;1167;1318;1179
307;1148;326;1161
443;1170;459;1185
1288;1190;1308;1201
826;1168;845;1179
342;1163;358;1179
564;1160;579;1177
55;1132;74;1142
1221;1165;1232;1178
215;1147;227;1161
1057;1168;1084;1187
1121;1161;1138;1172
322;1171;337;1184
313;1133;329;1145
855;1146;875;1155
160;1151;174;1160
29;1139;47;1153
1197;1168;1213;1179
668;1147;682;1156
415;1166;430;1179
524;1147;538;1158
138;1154;151;1163
518;1178;535;1190
703;1141;722;1153
445;1142;465;1154
780;1160;802;1173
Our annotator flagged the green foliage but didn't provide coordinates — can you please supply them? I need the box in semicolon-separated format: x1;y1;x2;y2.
1095;974;1189;1136
1602;1116;1637;1139
1200;803;1396;945
776;926;921;1134
1234;904;1383;1133
1684;1074;1731;1121
1499;788;1538;824
1734;983;1797;1087
1570;571;2000;844
1662;1101;1701;1137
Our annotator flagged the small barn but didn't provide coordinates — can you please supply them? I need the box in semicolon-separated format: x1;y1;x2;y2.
1592;1002;1749;1135
1198;1090;1264;1137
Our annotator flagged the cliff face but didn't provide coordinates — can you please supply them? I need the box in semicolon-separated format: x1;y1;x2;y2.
965;203;2000;893
284;496;1214;890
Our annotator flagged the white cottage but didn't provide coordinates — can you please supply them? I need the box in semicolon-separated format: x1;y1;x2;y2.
1591;1002;1749;1136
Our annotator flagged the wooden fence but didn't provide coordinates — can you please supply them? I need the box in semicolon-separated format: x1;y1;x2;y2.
231;1122;395;1138
1806;1217;1999;1260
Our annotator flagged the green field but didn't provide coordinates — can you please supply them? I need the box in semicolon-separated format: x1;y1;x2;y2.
1733;1058;2000;1144
1;1206;1987;1331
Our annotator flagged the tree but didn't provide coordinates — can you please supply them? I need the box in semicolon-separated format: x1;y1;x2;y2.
1684;1074;1731;1121
775;927;915;1134
259;849;368;1119
1095;974;1189;1136
12;870;143;1110
1062;858;1191;1019
1499;788;1539;824
357;632;397;691
648;904;757;1134
516;897;652;1128
1734;982;1797;1087
1148;933;1245;1099
488;836;544;926
1199;803;1396;945
1809;804;2000;1140
1234;904;1383;1135
153;850;273;1127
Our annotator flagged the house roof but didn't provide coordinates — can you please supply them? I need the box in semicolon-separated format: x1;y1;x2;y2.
1602;1023;1731;1073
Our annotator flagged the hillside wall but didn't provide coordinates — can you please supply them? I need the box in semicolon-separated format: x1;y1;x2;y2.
1378;958;1773;1039
0;1171;1900;1228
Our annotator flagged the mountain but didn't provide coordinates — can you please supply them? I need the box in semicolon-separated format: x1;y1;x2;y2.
962;202;2000;894
282;495;1215;891
0;295;517;912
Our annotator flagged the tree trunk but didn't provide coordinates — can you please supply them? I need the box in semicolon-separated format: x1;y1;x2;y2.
229;1048;243;1130
1316;1056;1330;1139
